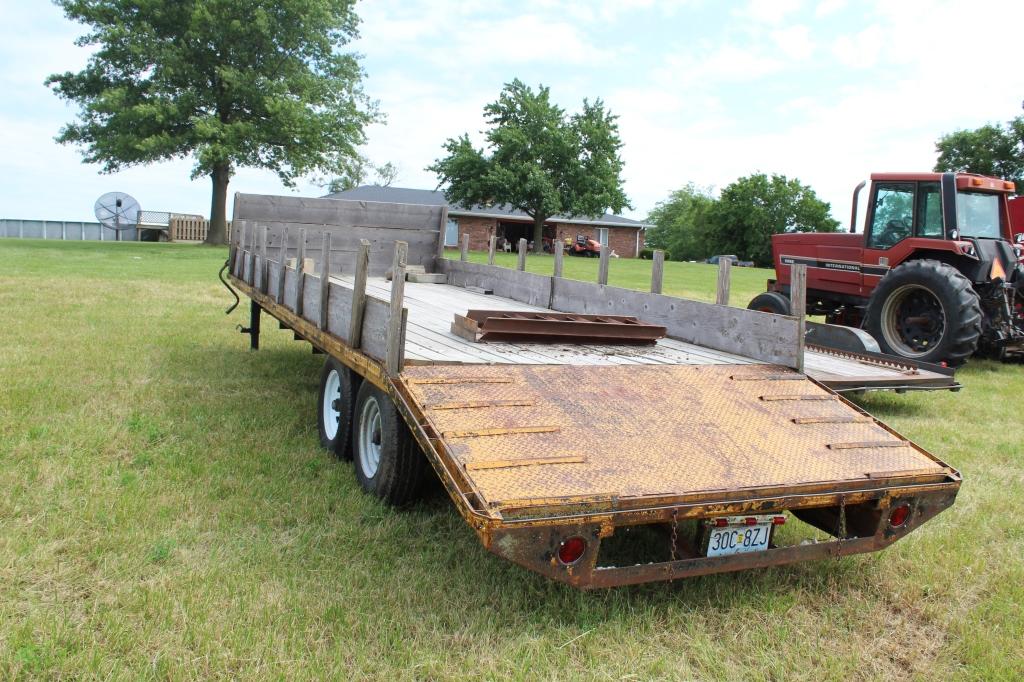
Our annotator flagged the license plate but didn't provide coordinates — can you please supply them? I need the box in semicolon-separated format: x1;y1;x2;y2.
706;517;773;557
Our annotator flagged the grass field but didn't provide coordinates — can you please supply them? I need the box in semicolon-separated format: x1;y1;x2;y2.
1;240;1022;680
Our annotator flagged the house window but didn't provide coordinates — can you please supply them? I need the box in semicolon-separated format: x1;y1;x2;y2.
444;218;459;247
596;227;609;247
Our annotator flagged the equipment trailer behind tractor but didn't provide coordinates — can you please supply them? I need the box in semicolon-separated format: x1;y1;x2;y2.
225;192;960;589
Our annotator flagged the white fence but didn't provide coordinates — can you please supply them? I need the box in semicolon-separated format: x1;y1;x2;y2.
1;218;140;241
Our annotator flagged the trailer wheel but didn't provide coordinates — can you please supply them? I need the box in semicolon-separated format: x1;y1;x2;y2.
747;292;792;315
864;259;982;366
318;358;355;459
352;381;428;505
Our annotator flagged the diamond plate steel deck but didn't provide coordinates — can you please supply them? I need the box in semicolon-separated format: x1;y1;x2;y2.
400;363;949;515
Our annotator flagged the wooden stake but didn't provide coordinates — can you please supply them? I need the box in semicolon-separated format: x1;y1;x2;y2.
553;241;564;279
791;263;808;374
598;243;610;285
259;224;269;293
517;238;527;271
716;258;732;306
487;234;496;266
651;250;664;294
295;228;307;315
277;226;289;304
436;206;449;260
349;239;370;348
319;231;331;330
386;241;408;375
461;233;469;261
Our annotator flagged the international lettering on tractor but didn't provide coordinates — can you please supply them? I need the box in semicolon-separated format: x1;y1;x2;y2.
749;172;1024;365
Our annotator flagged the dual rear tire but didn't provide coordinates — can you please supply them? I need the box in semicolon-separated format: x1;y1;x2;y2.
317;358;428;505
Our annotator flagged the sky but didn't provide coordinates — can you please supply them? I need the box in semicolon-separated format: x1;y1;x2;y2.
2;0;1023;224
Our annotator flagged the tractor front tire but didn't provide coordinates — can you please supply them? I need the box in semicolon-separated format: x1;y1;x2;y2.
747;292;792;315
863;259;981;366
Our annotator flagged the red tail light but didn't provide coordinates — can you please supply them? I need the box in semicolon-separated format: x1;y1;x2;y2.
557;536;587;565
744;517;758;526
713;518;729;527
889;503;911;527
772;516;786;525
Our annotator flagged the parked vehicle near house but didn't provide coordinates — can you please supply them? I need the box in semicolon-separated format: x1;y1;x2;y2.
225;192;960;589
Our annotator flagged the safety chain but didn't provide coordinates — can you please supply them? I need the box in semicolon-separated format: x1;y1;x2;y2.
836;497;848;541
669;509;679;562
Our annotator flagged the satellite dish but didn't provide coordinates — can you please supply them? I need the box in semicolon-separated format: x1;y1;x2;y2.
94;192;141;230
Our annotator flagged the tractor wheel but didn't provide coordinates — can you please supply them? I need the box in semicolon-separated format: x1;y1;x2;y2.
317;358;355;460
863;259;981;366
352;381;428;505
747;292;792;315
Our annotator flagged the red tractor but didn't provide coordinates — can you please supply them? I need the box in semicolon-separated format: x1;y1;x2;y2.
749;172;1024;366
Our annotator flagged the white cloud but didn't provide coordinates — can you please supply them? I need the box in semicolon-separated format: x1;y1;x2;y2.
739;0;804;26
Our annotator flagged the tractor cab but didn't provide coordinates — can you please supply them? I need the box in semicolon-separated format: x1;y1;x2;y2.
755;172;1024;365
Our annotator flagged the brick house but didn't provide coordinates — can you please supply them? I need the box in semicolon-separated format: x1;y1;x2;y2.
324;186;651;257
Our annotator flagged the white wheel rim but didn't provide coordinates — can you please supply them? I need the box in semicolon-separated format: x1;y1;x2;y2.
322;370;341;440
358;397;382;479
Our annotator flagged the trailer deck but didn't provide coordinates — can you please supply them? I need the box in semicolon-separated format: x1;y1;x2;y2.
224;192;961;588
335;275;956;392
402;362;951;517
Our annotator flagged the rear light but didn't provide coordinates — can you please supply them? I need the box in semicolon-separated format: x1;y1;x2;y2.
744;517;758;526
557;536;587;565
772;515;786;525
713;518;729;527
889;503;912;528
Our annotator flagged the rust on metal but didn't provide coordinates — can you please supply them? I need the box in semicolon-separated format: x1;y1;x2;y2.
452;309;667;344
760;394;836;402
828;441;911;450
407;377;514;385
428;399;536;410
792;416;874;424
401;363;951;517
443;425;561;439
465;455;587;471
866;467;947;479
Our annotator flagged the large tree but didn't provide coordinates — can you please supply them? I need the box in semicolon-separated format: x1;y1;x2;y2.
428;79;630;251
645;184;717;261
706;173;839;266
46;0;379;245
934;118;1024;187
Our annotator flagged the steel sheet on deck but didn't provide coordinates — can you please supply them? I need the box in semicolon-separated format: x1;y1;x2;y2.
401;363;948;514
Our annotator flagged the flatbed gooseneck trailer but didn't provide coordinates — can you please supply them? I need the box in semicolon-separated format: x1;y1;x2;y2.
225;193;960;589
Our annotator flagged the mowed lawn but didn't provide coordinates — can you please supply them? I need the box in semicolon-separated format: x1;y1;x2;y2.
1;239;1022;680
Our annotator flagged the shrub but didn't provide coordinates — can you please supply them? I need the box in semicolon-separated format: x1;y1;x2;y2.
639;248;670;260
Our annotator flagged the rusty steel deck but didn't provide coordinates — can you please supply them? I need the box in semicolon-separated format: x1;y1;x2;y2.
400;363;955;520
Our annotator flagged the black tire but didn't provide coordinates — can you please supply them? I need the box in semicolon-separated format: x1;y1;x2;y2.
352;381;428;505
747;291;792;315
317;358;356;459
863;259;981;366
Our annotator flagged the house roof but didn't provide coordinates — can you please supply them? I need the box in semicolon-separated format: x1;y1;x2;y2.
323;185;650;229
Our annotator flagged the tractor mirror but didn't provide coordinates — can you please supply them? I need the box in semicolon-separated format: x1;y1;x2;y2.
1016;233;1024;244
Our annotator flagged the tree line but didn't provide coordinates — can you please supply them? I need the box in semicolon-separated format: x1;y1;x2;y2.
644;175;839;266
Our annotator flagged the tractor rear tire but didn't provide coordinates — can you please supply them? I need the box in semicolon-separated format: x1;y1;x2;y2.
747;292;792;315
352;381;429;506
863;259;981;367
